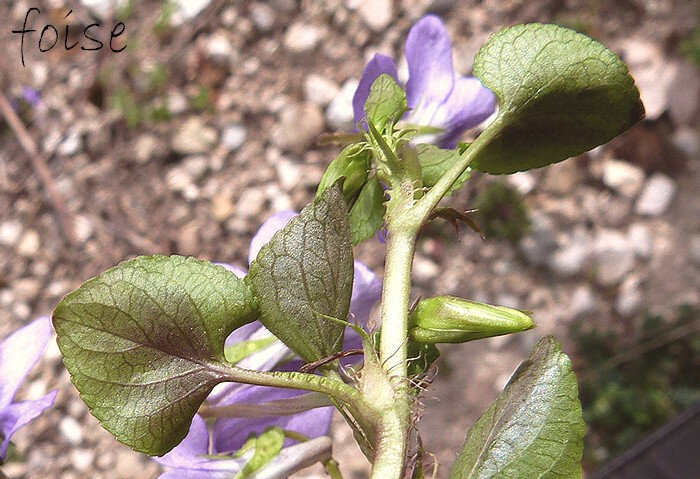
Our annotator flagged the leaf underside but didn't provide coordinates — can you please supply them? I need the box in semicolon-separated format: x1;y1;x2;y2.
349;175;386;244
473;23;644;174
53;255;258;456
248;181;354;362
450;336;585;479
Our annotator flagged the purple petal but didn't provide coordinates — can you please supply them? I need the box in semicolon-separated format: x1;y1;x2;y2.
0;316;53;409
352;53;399;128
405;15;455;117
212;385;333;453
215;263;247;278
224;321;261;348
439;76;498;148
21;87;41;108
349;261;382;327
248;211;298;265
0;390;57;459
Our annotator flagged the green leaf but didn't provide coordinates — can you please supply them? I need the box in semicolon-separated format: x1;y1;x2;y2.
248;181;354;362
450;336;585;479
472;23;644;174
52;255;259;456
225;336;279;364
417;144;472;195
317;144;371;205
349;175;386;244
235;427;285;479
363;74;408;132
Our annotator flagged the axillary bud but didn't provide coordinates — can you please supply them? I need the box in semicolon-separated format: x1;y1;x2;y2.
317;144;371;204
409;296;535;344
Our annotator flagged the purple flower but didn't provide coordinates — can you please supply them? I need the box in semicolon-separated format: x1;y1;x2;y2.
0;316;58;461
155;211;382;478
353;15;497;148
21;87;41;109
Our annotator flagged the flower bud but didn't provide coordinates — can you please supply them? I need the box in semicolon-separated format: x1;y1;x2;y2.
317;144;371;204
409;296;535;344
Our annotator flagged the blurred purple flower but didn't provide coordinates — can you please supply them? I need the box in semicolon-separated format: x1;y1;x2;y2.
155;211;382;478
0;316;58;461
353;15;497;148
21;87;41;109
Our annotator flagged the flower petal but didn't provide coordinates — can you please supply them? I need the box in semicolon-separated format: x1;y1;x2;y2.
0;316;53;409
155;415;211;468
215;263;247;278
439;76;498;148
0;390;57;459
349;261;382;327
352;53;398;127
405;15;455;117
248;211;298;265
211;385;333;453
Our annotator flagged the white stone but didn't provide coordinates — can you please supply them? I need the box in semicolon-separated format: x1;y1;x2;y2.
171;118;218;155
635;173;676;217
172;0;211;23
205;33;234;62
518;212;557;267
569;285;598;318
17;230;41;257
0;220;23;246
70;449;94;472
506;171;537;195
358;0;393;32
326;79;358;131
671;127;699;158
59;417;83;445
413;255;440;283
272;103;325;152
73;215;94;245
167;91;189;115
133;134;167;164
627;223;652;259
602;159;645;198
548;228;591;277
275;158;303;191
249;3;276;32
58;130;82;157
615;276;643;317
182;156;209;181
304;74;340;107
284;22;323;53
593;229;636;286
222;124;247;151
79;0;129;19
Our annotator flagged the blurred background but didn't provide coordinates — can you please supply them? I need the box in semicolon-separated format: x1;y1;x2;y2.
0;0;697;478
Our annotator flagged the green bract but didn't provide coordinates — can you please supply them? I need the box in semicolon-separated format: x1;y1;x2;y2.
363;74;407;132
472;23;644;174
317;143;371;205
409;296;534;344
450;337;585;479
52;255;259;455
349;175;386;244
248;180;354;362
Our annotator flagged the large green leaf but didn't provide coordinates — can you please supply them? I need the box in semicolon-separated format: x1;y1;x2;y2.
473;23;644;174
53;255;259;456
450;336;585;479
417;144;472;195
248;181;354;362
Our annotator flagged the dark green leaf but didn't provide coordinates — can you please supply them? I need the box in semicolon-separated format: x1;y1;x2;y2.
417;145;472;195
248;181;354;362
473;23;644;174
363;74;408;132
450;336;585;479
349;175;386;244
53;255;259;456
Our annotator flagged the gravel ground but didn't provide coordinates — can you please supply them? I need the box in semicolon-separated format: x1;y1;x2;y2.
0;0;697;478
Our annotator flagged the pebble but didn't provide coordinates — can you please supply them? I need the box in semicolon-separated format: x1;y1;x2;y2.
635;173;676;217
672;127;699;158
72;215;95;245
236;187;266;218
133;134;168;164
569;285;598;318
326;79;359;131
182;156;209;182
304;74;341;107
167;91;189;115
0;219;23;246
172;0;212;24
171;117;218;155
211;192;236;221
667;60;699;126
506;171;537;195
17;229;41;257
58;130;83;157
272;103;325;152
222;124;247;151
519;212;557;267
627;223;652;259
166;168;200;200
205;32;234;63
70;449;94;472
283;22;323;53
250;2;276;32
541;160;582;195
275;158;304;191
593;229;636;286
602;159;645;198
548;228;591;278
615;276;643;317
358;0;393;32
79;0;129;19
59;416;84;445
413;255;440;283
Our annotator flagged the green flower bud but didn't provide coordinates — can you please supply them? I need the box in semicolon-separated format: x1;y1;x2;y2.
317;144;371;204
409;296;535;344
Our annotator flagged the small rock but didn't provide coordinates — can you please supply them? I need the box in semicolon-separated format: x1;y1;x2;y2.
627;223;652;259
205;32;234;62
283;22;323;53
171;117;218;155
635;173;676;217
275;158;303;191
304;74;341;107
172;0;212;23
569;285;598;318
73;215;94;245
602;159;645;198
236;187;266;218
541;160;582;195
413;255;440;283
221;124;247;151
667;61;700;126
548;228;591;278
133;134;168;164
166;168;199;200
495;293;520;309
70;449;94;472
0;220;23;246
272;103;325;152
671;127;699;158
59;416;83;445
13;277;41;301
79;0;129;19
358;0;393;32
58;130;82;157
593;229;636;286
519;212;557;267
182;156;209;181
326;79;359;131
167;91;189;115
17;229;41;257
506;171;537;195
249;2;276;32
615;276;643;317
211;193;235;221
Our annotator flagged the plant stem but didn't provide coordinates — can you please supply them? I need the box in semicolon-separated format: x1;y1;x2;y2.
324;458;345;479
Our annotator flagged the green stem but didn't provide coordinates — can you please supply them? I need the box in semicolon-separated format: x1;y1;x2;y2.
324;458;345;479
